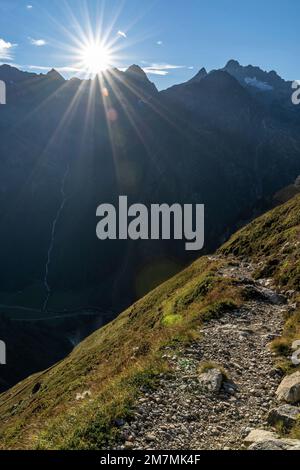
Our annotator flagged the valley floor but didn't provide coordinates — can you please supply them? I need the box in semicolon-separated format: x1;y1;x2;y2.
117;258;290;450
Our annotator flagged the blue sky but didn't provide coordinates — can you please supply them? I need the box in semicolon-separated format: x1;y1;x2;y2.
0;0;299;90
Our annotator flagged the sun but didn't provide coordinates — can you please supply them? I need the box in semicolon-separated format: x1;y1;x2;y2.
79;41;112;74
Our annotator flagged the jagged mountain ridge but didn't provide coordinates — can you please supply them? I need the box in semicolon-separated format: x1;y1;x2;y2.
0;58;295;109
222;59;297;117
223;59;289;92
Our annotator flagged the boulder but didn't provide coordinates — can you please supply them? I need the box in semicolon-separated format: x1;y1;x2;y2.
268;404;300;429
276;371;300;404
245;429;300;450
280;438;300;448
244;429;279;443
248;440;288;450
198;368;223;394
260;288;287;305
289;444;300;450
248;438;300;451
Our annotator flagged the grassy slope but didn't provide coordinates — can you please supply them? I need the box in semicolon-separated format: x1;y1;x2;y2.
1;194;300;449
0;256;242;449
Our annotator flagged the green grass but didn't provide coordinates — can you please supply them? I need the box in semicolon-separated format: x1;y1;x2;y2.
200;299;238;322
290;418;300;440
269;308;300;375
161;314;183;327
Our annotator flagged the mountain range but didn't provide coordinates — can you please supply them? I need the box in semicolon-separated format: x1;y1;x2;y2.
0;59;300;391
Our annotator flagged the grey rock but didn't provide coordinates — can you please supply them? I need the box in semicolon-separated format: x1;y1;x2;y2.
261;288;287;305
198;368;223;394
276;371;300;404
124;441;135;449
244;429;279;443
280;437;300;447
268;404;300;429
145;433;157;442
248;440;288;450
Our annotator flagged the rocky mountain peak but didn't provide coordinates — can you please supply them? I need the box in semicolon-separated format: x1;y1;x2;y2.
225;59;241;70
188;67;208;83
223;59;287;93
125;64;148;80
46;68;65;81
124;64;158;96
0;63;37;83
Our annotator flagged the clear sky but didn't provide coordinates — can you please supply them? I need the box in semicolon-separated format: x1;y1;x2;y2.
0;0;299;90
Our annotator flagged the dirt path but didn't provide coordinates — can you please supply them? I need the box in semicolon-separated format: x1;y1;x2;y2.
119;258;289;450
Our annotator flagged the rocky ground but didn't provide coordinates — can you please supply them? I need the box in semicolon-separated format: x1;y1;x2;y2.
116;257;300;450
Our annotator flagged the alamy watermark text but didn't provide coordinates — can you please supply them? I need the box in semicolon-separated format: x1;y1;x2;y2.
291;80;300;105
0;80;6;105
0;340;6;365
96;196;205;251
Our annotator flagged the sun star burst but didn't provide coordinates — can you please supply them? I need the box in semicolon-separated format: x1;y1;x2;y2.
79;41;112;74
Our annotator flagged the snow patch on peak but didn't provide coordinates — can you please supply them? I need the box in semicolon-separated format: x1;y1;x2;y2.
244;76;273;91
